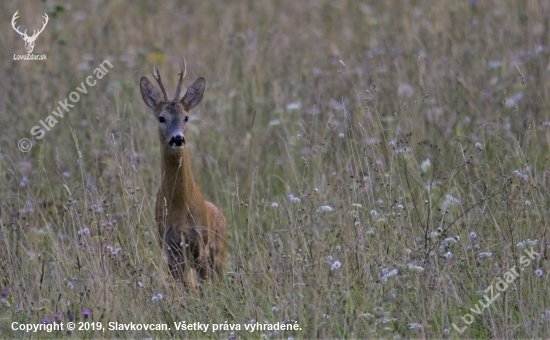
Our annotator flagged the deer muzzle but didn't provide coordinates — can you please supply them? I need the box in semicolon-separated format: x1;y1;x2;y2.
169;135;186;149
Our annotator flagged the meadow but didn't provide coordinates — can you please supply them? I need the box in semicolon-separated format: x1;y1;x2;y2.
1;0;549;338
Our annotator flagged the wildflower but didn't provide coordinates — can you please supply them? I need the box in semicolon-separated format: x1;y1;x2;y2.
81;310;91;319
271;202;279;208
535;269;544;277
1;290;7;298
444;252;452;259
370;210;379;216
517;239;538;250
77;228;90;236
331;261;342;271
152;295;159;302
323;313;330;319
156;293;164;300
441;237;458;247
381;269;398;282
420;159;431;173
54;313;62;322
469;231;478;239
288;194;300;203
272;306;279;312
513;170;528;181
41;318;52;324
475;142;483;150
406;264;425;272
477;252;493;259
286;102;301;111
409;323;422;329
316;205;334;212
397;204;404;210
525;200;532;206
338;132;345;138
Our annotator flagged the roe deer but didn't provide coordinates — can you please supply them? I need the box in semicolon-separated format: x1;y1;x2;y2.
140;58;227;288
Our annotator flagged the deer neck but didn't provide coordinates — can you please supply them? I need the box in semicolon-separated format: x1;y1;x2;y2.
159;148;197;207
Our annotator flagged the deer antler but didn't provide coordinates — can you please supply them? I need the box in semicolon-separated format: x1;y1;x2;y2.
11;11;25;37
11;11;48;40
30;13;49;40
152;63;169;102
173;57;187;101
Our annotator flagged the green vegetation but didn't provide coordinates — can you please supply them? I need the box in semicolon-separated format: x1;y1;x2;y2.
1;0;549;338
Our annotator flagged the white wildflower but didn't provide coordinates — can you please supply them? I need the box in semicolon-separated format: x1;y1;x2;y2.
286;101;301;111
441;237;458;247
288;194;301;203
331;261;342;271
77;228;90;236
517;239;538;250
381;269;398;282
535;269;544;277
444;252;452;259
477;252;493;259
409;323;423;329
271;202;279;208
406;264;425;272
316;205;334;212
420;159;431;173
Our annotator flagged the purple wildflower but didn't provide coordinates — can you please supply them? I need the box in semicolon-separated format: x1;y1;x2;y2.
82;310;91;319
41;318;52;324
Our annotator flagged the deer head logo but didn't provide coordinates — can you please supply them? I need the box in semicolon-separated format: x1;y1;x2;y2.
11;10;49;54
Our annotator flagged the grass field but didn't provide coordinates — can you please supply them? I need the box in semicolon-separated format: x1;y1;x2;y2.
1;0;549;338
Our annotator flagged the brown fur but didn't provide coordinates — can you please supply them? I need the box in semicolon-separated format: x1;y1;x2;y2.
140;61;227;288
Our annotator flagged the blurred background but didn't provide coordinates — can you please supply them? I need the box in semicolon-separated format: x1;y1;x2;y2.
1;0;549;338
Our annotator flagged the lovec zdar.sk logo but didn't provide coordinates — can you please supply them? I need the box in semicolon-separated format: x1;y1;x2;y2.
12;10;48;60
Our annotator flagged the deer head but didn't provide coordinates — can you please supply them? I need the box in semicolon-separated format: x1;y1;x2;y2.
140;58;206;154
11;10;49;54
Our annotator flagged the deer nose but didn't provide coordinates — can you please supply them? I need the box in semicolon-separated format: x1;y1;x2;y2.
169;135;185;148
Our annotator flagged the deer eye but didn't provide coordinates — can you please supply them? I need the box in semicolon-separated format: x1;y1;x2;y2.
184;116;189;122
159;116;166;123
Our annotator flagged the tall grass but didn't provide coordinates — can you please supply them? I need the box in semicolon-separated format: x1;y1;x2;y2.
1;0;549;338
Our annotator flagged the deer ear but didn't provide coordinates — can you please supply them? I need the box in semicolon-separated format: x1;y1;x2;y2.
181;78;205;111
140;77;161;110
